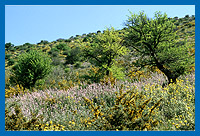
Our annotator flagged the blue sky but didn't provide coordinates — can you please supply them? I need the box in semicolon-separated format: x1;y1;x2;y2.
5;5;195;46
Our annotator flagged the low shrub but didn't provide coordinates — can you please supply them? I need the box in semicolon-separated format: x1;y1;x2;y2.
83;86;162;130
5;84;28;98
5;105;65;131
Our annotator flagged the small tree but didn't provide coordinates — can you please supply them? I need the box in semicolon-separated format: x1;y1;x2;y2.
11;50;52;88
65;46;80;64
82;27;128;77
5;42;14;51
124;11;194;84
56;43;71;51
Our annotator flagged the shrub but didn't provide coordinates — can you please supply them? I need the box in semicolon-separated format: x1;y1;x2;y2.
5;42;14;50
11;50;52;89
65;67;71;73
74;62;81;68
9;47;16;52
56;43;71;51
65;47;81;64
5;105;43;131
39;40;49;45
51;57;61;66
83;86;162;130
5;70;11;89
5;105;65;131
5;54;12;59
56;38;65;42
81;66;104;83
5;84;28;98
65;39;71;43
50;66;66;79
7;58;15;66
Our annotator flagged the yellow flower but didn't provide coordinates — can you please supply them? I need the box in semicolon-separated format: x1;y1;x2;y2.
175;124;179;128
72;121;75;125
88;122;92;125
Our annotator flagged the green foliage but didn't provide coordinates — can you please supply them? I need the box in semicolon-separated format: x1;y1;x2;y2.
65;39;71;42
74;62;81;68
56;43;71;51
108;64;125;80
64;67;71;73
83;87;162;130
50;47;59;54
11;50;52;89
124;11;194;84
5;42;14;51
4;13;195;131
37;65;66;89
141;78;195;130
81;66;103;83
5;73;195;131
82;27;128;77
47;65;66;82
9;47;16;52
5;54;12;60
51;57;61;66
5;105;65;131
65;46;81;64
5;84;28;98
5;105;43;130
7;58;15;66
56;38;65;42
39;40;49;45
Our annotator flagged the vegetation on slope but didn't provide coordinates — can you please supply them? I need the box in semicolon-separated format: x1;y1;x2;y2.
5;12;195;131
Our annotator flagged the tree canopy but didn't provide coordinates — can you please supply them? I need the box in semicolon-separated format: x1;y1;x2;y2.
82;27;128;77
124;11;194;84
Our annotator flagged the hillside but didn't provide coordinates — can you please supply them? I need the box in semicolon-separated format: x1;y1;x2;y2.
5;13;195;131
5;14;195;88
5;15;195;68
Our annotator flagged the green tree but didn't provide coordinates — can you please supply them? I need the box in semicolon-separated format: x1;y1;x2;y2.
82;27;128;77
7;58;15;66
56;43;71;51
65;46;81;64
5;42;14;50
124;11;194;84
11;50;52;88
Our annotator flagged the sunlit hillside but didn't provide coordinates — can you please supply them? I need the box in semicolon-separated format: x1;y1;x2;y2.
5;13;195;131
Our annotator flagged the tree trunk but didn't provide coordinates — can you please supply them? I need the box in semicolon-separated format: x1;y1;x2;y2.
165;72;177;84
155;60;177;85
